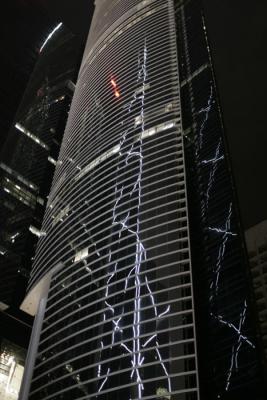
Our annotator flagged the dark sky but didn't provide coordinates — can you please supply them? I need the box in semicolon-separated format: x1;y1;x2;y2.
39;0;94;38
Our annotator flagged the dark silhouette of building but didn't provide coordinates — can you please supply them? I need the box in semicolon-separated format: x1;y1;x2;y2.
20;1;265;400
0;23;84;310
0;5;93;397
246;221;267;372
0;0;55;150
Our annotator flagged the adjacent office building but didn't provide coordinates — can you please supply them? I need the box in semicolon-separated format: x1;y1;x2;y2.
0;24;82;308
0;22;86;400
20;0;265;399
0;0;54;150
246;220;267;366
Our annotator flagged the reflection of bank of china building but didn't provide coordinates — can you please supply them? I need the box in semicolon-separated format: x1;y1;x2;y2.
21;1;265;399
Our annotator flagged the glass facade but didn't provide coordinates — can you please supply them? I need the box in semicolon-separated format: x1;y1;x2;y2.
23;1;265;399
175;1;264;398
0;26;82;307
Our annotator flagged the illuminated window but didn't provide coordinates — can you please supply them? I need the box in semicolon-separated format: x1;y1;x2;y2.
48;156;57;166
74;247;89;262
0;162;38;192
75;145;120;181
135;115;142;126
37;197;45;206
15;123;49;151
29;226;46;238
75;120;178;181
2;178;38;209
135;82;150;95
140;120;177;139
0;246;7;256
0;340;26;400
52;205;70;226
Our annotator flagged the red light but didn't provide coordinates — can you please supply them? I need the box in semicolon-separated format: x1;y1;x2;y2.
110;77;120;98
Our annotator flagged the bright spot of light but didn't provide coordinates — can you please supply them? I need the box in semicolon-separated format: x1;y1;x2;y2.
110;77;120;98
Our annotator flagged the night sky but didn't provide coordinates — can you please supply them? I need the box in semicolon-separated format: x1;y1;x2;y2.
3;0;267;229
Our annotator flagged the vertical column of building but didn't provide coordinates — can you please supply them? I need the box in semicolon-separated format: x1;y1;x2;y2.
23;0;201;399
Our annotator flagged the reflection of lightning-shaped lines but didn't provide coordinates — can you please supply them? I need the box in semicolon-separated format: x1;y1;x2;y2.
192;60;255;397
207;201;255;392
205;138;223;211
114;40;147;397
98;368;110;393
211;300;254;392
209;202;233;301
207;227;236;236
95;40;171;397
198;85;213;150
201;155;224;165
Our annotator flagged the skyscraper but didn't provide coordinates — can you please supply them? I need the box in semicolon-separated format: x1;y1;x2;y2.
20;0;265;399
0;22;85;400
0;24;83;308
0;0;54;150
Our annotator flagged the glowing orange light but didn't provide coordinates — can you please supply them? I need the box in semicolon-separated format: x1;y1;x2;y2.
110;79;116;88
114;90;120;98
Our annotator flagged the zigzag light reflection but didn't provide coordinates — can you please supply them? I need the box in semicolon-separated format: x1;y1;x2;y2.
209;202;235;301
197;85;213;150
95;41;171;398
204;138;223;212
197;84;255;394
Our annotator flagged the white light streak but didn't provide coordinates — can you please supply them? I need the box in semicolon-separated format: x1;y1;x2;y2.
98;368;110;392
207;227;237;236
212;310;254;348
15;123;49;150
29;225;46;238
205;139;222;210
198;86;213;149
156;342;171;394
48;156;57;166
142;334;156;348
158;305;171;318
209;203;234;300
201;155;224;164
40;22;63;53
121;343;132;353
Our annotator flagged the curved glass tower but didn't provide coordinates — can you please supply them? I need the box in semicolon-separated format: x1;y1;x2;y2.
24;0;199;398
20;1;265;400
